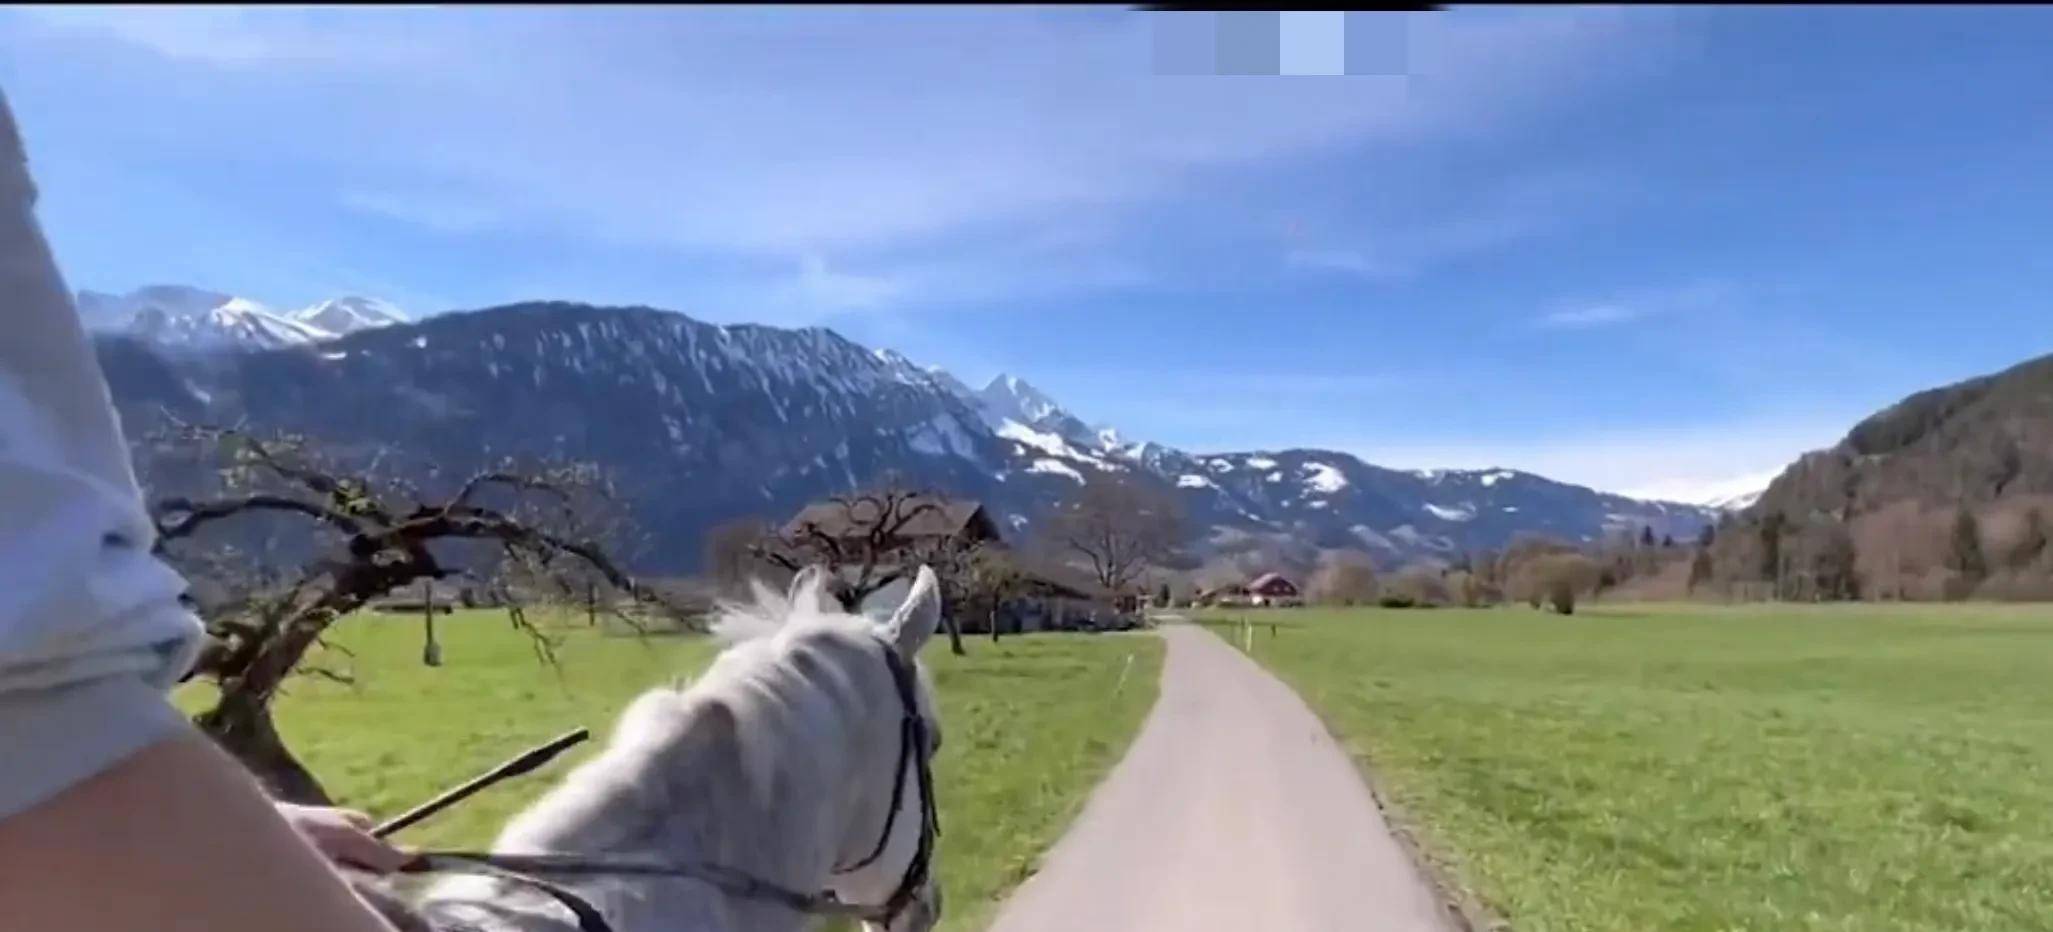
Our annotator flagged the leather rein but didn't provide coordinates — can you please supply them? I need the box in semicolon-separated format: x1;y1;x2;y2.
396;639;940;930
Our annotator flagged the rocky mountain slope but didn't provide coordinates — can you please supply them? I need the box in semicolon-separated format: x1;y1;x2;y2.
97;298;1714;572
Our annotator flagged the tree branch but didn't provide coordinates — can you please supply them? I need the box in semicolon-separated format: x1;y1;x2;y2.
155;495;366;544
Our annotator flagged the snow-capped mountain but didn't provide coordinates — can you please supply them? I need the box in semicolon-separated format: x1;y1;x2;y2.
76;285;408;351
979;375;1067;428
969;374;1121;457
1625;471;1776;513
97;300;1715;571
1704;488;1764;512
78;286;332;351
295;296;407;335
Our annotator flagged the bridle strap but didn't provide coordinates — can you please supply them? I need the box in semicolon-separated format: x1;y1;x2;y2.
832;640;940;924
832;708;917;873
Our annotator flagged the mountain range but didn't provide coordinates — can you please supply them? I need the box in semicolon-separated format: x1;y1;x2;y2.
78;285;408;351
89;290;1720;573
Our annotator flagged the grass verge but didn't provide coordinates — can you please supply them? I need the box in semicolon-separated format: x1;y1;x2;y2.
176;610;1163;932
1205;603;2053;932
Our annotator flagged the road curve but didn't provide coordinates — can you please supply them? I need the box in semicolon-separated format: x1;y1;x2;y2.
985;623;1459;932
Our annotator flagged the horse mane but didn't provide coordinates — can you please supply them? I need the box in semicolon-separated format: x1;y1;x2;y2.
492;572;881;848
709;573;843;645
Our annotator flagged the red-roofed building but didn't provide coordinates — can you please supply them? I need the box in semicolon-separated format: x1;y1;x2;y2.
1246;572;1302;607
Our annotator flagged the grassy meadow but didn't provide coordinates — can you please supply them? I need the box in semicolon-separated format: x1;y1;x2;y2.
1201;603;2053;932
176;609;1163;932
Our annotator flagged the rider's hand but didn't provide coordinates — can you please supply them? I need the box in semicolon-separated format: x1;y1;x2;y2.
276;803;415;874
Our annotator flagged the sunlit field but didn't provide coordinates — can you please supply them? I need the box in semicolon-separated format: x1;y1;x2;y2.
177;611;1163;932
1202;603;2053;931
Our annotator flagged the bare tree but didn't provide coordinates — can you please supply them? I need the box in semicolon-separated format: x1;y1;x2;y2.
150;422;648;803
751;483;972;654
1309;549;1380;606
1041;472;1185;595
702;516;778;596
1506;552;1601;615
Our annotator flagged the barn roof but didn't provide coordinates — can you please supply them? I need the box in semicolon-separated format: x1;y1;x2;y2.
782;495;995;542
1008;557;1109;602
1248;572;1295;590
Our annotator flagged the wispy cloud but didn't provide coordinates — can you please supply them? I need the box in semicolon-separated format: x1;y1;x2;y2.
1283;167;1623;283
1285;249;1397;279
788;254;903;312
4;6;1673;311
339;190;506;235
1538;303;1643;329
1533;279;1729;331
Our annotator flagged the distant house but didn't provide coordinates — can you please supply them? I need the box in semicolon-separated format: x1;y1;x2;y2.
1196;582;1253;608
781;495;1002;549
1247;572;1302;607
1198;573;1301;608
984;557;1128;634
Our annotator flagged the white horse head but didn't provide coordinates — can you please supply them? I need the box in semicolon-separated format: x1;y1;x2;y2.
402;564;947;932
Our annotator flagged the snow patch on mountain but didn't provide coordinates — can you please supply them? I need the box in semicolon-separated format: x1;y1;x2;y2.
1028;459;1085;483
1479;470;1517;487
1303;461;1348;494
997;420;1077;459
1177;474;1215;489
1423;502;1476;522
1244;455;1279;470
908;413;980;461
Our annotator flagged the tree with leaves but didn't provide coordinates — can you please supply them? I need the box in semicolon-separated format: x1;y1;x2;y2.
1639;525;1656;548
1698;523;1717;548
150;422;646;803
1041;471;1186;595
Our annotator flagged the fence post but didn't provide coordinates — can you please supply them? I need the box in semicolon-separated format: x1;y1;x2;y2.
422;579;442;667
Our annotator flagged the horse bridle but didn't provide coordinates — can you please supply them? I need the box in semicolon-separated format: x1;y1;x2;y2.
830;640;942;921
403;637;940;931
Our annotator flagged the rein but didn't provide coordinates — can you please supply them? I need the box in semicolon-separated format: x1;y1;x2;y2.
391;637;939;931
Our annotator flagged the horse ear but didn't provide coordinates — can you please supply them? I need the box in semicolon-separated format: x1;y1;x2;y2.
883;565;941;657
787;564;836;612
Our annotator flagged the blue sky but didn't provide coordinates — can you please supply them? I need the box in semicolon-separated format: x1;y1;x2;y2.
4;6;2050;501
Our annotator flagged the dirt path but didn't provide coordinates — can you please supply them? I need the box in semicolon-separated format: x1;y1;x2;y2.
984;623;1459;932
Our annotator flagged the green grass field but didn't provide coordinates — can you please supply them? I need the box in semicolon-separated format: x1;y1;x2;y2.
177;610;1162;932
1203;603;2053;932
